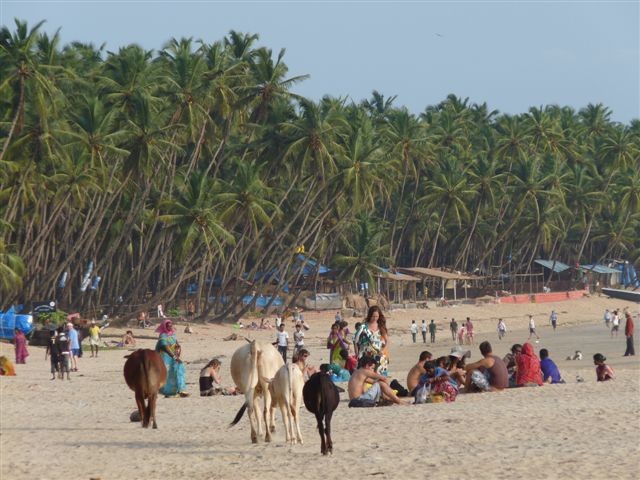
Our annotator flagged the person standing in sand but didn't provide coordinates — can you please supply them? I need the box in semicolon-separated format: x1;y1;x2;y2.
611;310;620;337
497;318;507;340
550;310;558;331
527;315;540;340
429;319;437;344
88;320;102;357
421;319;427;343
465;317;474;345
348;356;407;406
603;309;611;328
449;318;458;341
410;320;418;343
623;312;635;356
354;306;387;375
274;323;289;362
13;329;29;364
155;319;189;397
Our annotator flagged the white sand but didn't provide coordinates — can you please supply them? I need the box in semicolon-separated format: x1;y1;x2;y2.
1;296;639;479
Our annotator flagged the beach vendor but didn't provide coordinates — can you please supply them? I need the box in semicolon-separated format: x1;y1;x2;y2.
13;328;29;364
327;323;349;368
155;320;189;397
354;306;388;375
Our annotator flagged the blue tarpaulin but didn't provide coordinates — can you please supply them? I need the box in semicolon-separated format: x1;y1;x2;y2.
580;264;620;274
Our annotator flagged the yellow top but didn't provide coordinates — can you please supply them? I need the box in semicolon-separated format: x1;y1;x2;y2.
89;325;100;338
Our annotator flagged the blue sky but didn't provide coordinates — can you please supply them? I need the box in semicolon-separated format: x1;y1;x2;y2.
2;1;638;123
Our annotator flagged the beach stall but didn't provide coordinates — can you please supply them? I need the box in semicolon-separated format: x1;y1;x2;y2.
399;267;484;302
374;268;421;304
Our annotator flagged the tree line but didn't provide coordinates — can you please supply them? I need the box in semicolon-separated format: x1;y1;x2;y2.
1;19;638;319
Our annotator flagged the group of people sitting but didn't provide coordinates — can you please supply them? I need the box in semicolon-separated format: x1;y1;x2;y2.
347;337;616;408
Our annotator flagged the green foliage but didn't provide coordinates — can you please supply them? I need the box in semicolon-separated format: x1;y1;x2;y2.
0;18;638;315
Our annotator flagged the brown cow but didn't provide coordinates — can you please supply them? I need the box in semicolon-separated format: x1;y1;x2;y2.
123;349;167;429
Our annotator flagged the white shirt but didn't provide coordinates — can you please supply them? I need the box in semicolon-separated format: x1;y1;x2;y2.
612;315;620;327
276;331;289;347
498;321;506;331
410;323;418;334
294;330;304;346
421;322;427;332
529;318;535;329
604;311;611;321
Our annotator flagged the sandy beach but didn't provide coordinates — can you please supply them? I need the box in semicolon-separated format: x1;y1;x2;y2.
1;296;639;480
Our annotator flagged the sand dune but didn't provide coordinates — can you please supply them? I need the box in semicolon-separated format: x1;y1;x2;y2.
1;296;638;479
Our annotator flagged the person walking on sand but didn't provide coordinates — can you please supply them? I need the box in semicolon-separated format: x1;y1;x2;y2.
410;320;418;343
449;318;458;342
527;315;540;340
623;312;635;356
155;319;189;397
611;310;620;337
13;329;29;364
421;320;427;343
429;319;437;344
550;310;558;331
45;330;59;380
603;309;611;328
497;318;507;340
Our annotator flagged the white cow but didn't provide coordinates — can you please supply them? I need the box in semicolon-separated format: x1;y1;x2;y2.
269;363;304;445
230;340;284;443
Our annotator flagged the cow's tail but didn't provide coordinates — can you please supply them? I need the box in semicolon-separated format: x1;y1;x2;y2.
230;402;248;427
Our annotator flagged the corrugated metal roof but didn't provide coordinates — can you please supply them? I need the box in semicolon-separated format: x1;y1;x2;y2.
580;264;619;274
534;259;571;273
376;268;421;282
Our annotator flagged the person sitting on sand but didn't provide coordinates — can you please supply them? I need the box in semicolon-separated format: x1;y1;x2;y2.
347;356;407;406
515;343;543;387
448;346;470;387
406;351;432;395
539;348;564;384
184;323;194;334
593;353;615;381
464;341;509;392
200;359;223;396
503;344;522;387
418;360;459;402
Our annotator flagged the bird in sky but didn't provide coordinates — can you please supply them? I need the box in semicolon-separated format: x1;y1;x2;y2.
435;33;444;37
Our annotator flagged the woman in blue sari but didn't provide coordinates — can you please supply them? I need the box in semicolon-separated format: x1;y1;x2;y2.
155;320;189;397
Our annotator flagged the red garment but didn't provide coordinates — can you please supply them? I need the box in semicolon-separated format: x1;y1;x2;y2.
515;343;543;386
13;331;29;364
625;314;634;336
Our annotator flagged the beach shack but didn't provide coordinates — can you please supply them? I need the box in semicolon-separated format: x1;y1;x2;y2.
399;267;484;302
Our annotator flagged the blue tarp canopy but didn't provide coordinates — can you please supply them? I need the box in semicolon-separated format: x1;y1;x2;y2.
534;259;571;273
580;264;619;274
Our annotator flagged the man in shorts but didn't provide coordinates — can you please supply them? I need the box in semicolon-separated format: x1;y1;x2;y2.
464;341;509;392
348;356;406;406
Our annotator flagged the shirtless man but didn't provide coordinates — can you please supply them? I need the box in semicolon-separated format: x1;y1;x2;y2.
348;356;407;405
464;341;508;392
406;351;432;394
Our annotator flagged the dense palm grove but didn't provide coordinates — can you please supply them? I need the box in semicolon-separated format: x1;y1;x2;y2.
1;20;639;318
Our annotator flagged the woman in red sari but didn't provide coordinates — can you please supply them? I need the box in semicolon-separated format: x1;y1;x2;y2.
515;342;543;386
13;329;29;364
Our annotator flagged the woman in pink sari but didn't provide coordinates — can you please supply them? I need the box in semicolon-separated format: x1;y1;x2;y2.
13;329;29;364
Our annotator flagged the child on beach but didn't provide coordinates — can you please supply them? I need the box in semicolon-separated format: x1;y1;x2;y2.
593;353;615;381
293;323;305;354
497;318;507;340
